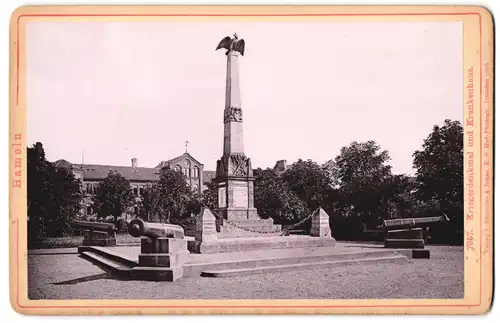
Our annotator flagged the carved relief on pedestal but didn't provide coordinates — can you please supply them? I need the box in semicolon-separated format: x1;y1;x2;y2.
229;154;248;176
224;107;243;123
217;154;253;178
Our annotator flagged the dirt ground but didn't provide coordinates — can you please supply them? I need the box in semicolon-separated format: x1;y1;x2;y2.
28;245;463;300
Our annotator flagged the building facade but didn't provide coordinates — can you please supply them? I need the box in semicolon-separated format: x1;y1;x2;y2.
54;153;215;219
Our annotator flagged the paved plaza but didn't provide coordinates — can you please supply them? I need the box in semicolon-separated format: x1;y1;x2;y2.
28;244;463;300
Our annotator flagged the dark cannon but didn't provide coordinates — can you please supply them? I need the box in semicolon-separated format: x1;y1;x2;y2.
73;220;117;246
127;218;189;281
383;214;450;231
382;214;450;251
127;218;185;240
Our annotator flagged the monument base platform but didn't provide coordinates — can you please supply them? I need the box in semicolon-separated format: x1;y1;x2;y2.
188;235;335;254
130;266;183;282
77;242;423;280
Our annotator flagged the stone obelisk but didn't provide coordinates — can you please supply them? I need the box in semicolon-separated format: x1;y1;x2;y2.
215;36;259;222
215;34;281;237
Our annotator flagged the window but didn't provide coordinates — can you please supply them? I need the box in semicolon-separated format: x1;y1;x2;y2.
86;204;92;215
133;187;138;196
87;184;97;195
193;166;199;178
138;187;143;196
176;165;182;172
184;168;188;176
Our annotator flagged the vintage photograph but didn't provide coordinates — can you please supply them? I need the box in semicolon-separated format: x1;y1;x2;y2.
25;19;466;300
9;5;492;313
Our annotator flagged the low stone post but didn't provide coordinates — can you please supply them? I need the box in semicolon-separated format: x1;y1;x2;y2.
195;208;218;242
188;208;218;253
310;207;332;238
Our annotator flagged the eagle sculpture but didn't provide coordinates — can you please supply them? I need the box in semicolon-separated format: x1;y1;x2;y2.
216;33;245;56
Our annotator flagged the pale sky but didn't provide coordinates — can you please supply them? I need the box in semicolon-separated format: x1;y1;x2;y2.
27;21;463;175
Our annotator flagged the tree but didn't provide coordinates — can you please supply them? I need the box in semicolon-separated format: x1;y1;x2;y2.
46;167;83;237
378;174;418;219
144;168;200;224
201;178;218;211
413;119;463;241
27;142;82;247
281;159;333;210
92;171;134;224
254;168;309;225
138;185;162;221
326;141;393;228
156;168;194;223
27;143;52;244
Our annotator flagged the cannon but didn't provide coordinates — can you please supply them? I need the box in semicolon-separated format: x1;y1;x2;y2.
383;214;450;230
73;220;117;246
382;214;450;250
127;218;185;240
127;218;189;282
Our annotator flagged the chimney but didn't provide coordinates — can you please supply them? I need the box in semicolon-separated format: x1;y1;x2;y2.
131;158;138;168
273;160;287;174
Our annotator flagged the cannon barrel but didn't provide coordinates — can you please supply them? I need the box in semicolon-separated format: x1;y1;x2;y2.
73;220;116;233
127;218;185;239
383;214;450;230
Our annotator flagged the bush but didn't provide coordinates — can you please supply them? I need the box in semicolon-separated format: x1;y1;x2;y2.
330;215;365;241
115;218;129;233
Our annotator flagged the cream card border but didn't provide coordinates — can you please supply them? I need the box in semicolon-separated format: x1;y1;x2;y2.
8;5;494;315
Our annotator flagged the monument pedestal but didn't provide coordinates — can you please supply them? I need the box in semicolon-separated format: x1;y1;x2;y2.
384;228;425;249
215;155;282;238
82;230;116;247
130;237;188;281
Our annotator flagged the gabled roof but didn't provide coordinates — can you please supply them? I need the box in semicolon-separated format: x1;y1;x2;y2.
53;160;160;182
53;159;73;169
52;153;210;183
74;164;160;182
155;153;204;168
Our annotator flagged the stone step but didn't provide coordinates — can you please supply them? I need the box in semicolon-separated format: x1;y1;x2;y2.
189;236;336;254
78;246;138;268
183;247;409;276
79;251;133;277
219;227;281;235
200;255;408;277
220;223;281;231
217;230;282;239
223;219;274;225
220;222;281;230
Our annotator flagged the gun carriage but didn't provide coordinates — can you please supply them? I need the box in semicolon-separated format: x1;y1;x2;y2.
73;220;117;246
382;214;450;249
